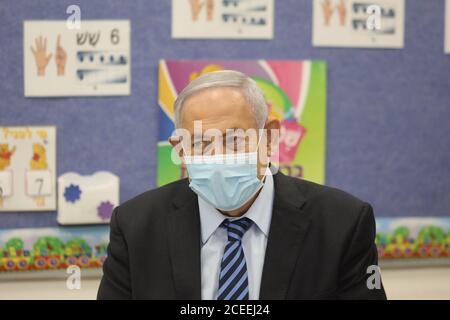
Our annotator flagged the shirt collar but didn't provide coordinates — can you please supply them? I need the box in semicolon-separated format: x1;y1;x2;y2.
198;167;274;245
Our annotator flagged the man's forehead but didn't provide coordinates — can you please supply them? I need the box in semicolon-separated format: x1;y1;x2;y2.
190;127;252;137
184;86;245;104
182;88;253;120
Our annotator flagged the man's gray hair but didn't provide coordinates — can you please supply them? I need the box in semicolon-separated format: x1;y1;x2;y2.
173;70;268;128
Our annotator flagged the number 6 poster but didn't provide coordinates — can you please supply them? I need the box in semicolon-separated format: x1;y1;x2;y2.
0;126;56;211
24;20;130;97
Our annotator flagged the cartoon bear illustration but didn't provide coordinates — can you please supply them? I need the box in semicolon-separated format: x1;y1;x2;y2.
30;143;48;170
0;144;16;170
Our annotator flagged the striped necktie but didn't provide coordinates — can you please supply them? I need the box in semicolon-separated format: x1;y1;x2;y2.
217;217;253;300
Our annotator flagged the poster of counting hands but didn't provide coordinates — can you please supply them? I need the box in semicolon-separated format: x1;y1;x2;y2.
24;20;130;97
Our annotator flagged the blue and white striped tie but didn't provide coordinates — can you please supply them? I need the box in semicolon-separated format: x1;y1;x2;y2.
217;217;253;300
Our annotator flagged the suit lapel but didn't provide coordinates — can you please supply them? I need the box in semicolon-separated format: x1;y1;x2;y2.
259;172;312;299
167;179;202;299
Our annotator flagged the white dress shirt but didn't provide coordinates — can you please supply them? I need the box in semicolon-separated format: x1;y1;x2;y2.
199;169;274;300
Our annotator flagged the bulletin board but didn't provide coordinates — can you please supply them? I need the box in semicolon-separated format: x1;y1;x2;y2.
0;0;449;233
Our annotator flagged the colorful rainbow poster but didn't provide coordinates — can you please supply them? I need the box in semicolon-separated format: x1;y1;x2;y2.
157;60;327;187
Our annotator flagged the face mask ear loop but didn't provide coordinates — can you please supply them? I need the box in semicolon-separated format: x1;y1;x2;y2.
255;128;270;180
256;128;263;151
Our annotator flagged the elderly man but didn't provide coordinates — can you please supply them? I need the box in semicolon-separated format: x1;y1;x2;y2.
97;70;387;300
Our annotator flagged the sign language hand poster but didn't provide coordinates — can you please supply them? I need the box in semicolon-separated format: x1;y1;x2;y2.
313;0;405;48
0;126;56;211
24;20;130;97
172;0;274;39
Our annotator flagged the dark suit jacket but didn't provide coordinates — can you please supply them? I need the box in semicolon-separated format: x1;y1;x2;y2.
97;172;387;300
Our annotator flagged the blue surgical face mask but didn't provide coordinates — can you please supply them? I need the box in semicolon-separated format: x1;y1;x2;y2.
184;152;265;211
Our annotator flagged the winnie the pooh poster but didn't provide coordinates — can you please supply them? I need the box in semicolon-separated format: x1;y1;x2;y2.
0;126;56;211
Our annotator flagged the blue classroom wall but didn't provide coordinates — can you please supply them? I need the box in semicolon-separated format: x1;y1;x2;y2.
0;0;449;228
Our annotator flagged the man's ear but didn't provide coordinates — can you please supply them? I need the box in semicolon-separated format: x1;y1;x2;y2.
169;136;184;159
264;116;280;157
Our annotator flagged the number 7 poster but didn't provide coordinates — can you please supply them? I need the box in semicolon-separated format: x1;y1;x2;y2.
0;126;56;211
157;60;327;187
